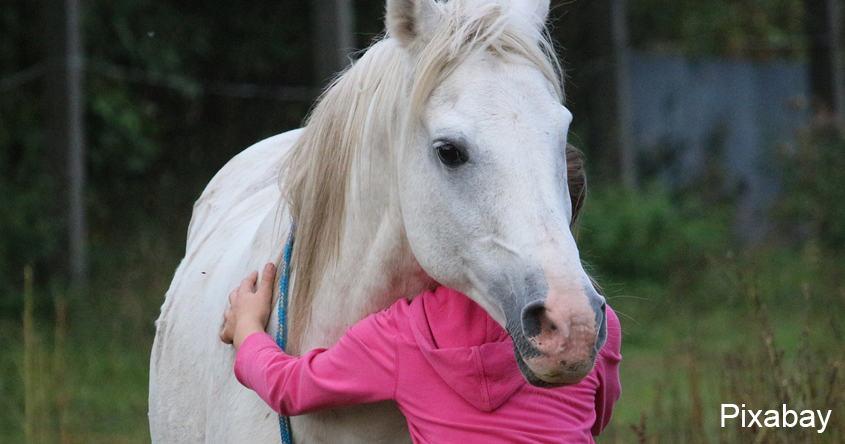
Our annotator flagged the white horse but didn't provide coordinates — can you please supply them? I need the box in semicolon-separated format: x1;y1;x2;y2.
149;0;607;442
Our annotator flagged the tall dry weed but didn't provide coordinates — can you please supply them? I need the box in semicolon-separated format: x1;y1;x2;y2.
20;266;71;444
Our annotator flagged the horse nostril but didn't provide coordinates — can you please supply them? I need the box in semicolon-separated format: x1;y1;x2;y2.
594;296;608;349
521;300;561;340
520;300;546;339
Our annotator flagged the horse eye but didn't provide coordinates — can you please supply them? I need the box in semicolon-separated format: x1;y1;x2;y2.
435;143;468;167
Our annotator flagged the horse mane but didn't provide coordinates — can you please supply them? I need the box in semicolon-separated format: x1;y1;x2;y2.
278;0;564;353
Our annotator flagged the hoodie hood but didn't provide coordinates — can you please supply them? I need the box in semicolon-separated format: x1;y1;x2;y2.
409;287;524;412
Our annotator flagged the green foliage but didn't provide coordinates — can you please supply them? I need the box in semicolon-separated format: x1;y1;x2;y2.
0;2;62;308
629;0;806;59
578;184;731;283
88;81;161;174
776;120;845;251
0;0;314;311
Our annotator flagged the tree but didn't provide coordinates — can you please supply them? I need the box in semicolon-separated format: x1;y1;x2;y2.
805;0;845;118
311;0;356;84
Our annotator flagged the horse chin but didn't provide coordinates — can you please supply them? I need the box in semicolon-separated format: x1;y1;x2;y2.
513;344;595;388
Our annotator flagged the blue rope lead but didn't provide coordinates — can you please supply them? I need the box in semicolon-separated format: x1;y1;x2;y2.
276;224;295;444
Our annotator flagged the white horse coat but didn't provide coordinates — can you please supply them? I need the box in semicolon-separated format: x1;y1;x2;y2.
150;0;607;442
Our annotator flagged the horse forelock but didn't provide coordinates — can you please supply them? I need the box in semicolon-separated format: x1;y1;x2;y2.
277;0;563;354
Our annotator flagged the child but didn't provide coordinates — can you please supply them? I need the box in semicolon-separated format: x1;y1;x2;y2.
220;146;622;443
222;271;620;444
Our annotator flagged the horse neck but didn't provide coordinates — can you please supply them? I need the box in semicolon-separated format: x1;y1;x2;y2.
298;118;435;352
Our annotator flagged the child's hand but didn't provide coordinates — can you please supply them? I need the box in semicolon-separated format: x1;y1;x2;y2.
220;263;276;349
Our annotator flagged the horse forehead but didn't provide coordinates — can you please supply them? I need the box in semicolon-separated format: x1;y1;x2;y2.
429;57;565;131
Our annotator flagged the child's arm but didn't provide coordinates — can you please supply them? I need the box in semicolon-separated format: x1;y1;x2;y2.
221;264;398;416
591;305;622;436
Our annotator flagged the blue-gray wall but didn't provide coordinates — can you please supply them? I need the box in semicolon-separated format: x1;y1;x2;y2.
628;51;809;240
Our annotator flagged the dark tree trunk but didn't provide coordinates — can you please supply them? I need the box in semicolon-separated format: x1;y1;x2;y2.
42;0;70;277
561;0;634;186
310;0;356;87
805;0;845;118
42;0;87;285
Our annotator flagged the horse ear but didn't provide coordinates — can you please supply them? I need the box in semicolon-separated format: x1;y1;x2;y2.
386;0;440;48
510;0;550;29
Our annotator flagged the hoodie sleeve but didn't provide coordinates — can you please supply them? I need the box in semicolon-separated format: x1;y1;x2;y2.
591;305;622;436
234;308;399;416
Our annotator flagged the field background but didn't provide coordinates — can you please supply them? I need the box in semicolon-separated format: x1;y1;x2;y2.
2;0;844;443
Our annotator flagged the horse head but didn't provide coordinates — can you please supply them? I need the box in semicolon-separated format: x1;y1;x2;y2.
391;0;607;387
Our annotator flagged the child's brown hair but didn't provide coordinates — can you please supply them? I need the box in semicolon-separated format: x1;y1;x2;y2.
566;143;587;227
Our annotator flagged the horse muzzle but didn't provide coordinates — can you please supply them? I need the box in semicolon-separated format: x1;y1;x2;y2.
507;283;607;387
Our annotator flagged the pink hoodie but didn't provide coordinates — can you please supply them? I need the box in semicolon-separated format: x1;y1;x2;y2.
235;286;622;444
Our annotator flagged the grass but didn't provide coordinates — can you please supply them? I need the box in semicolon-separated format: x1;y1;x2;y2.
1;287;154;444
600;247;845;443
1;224;174;444
603;309;843;442
1;233;843;443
